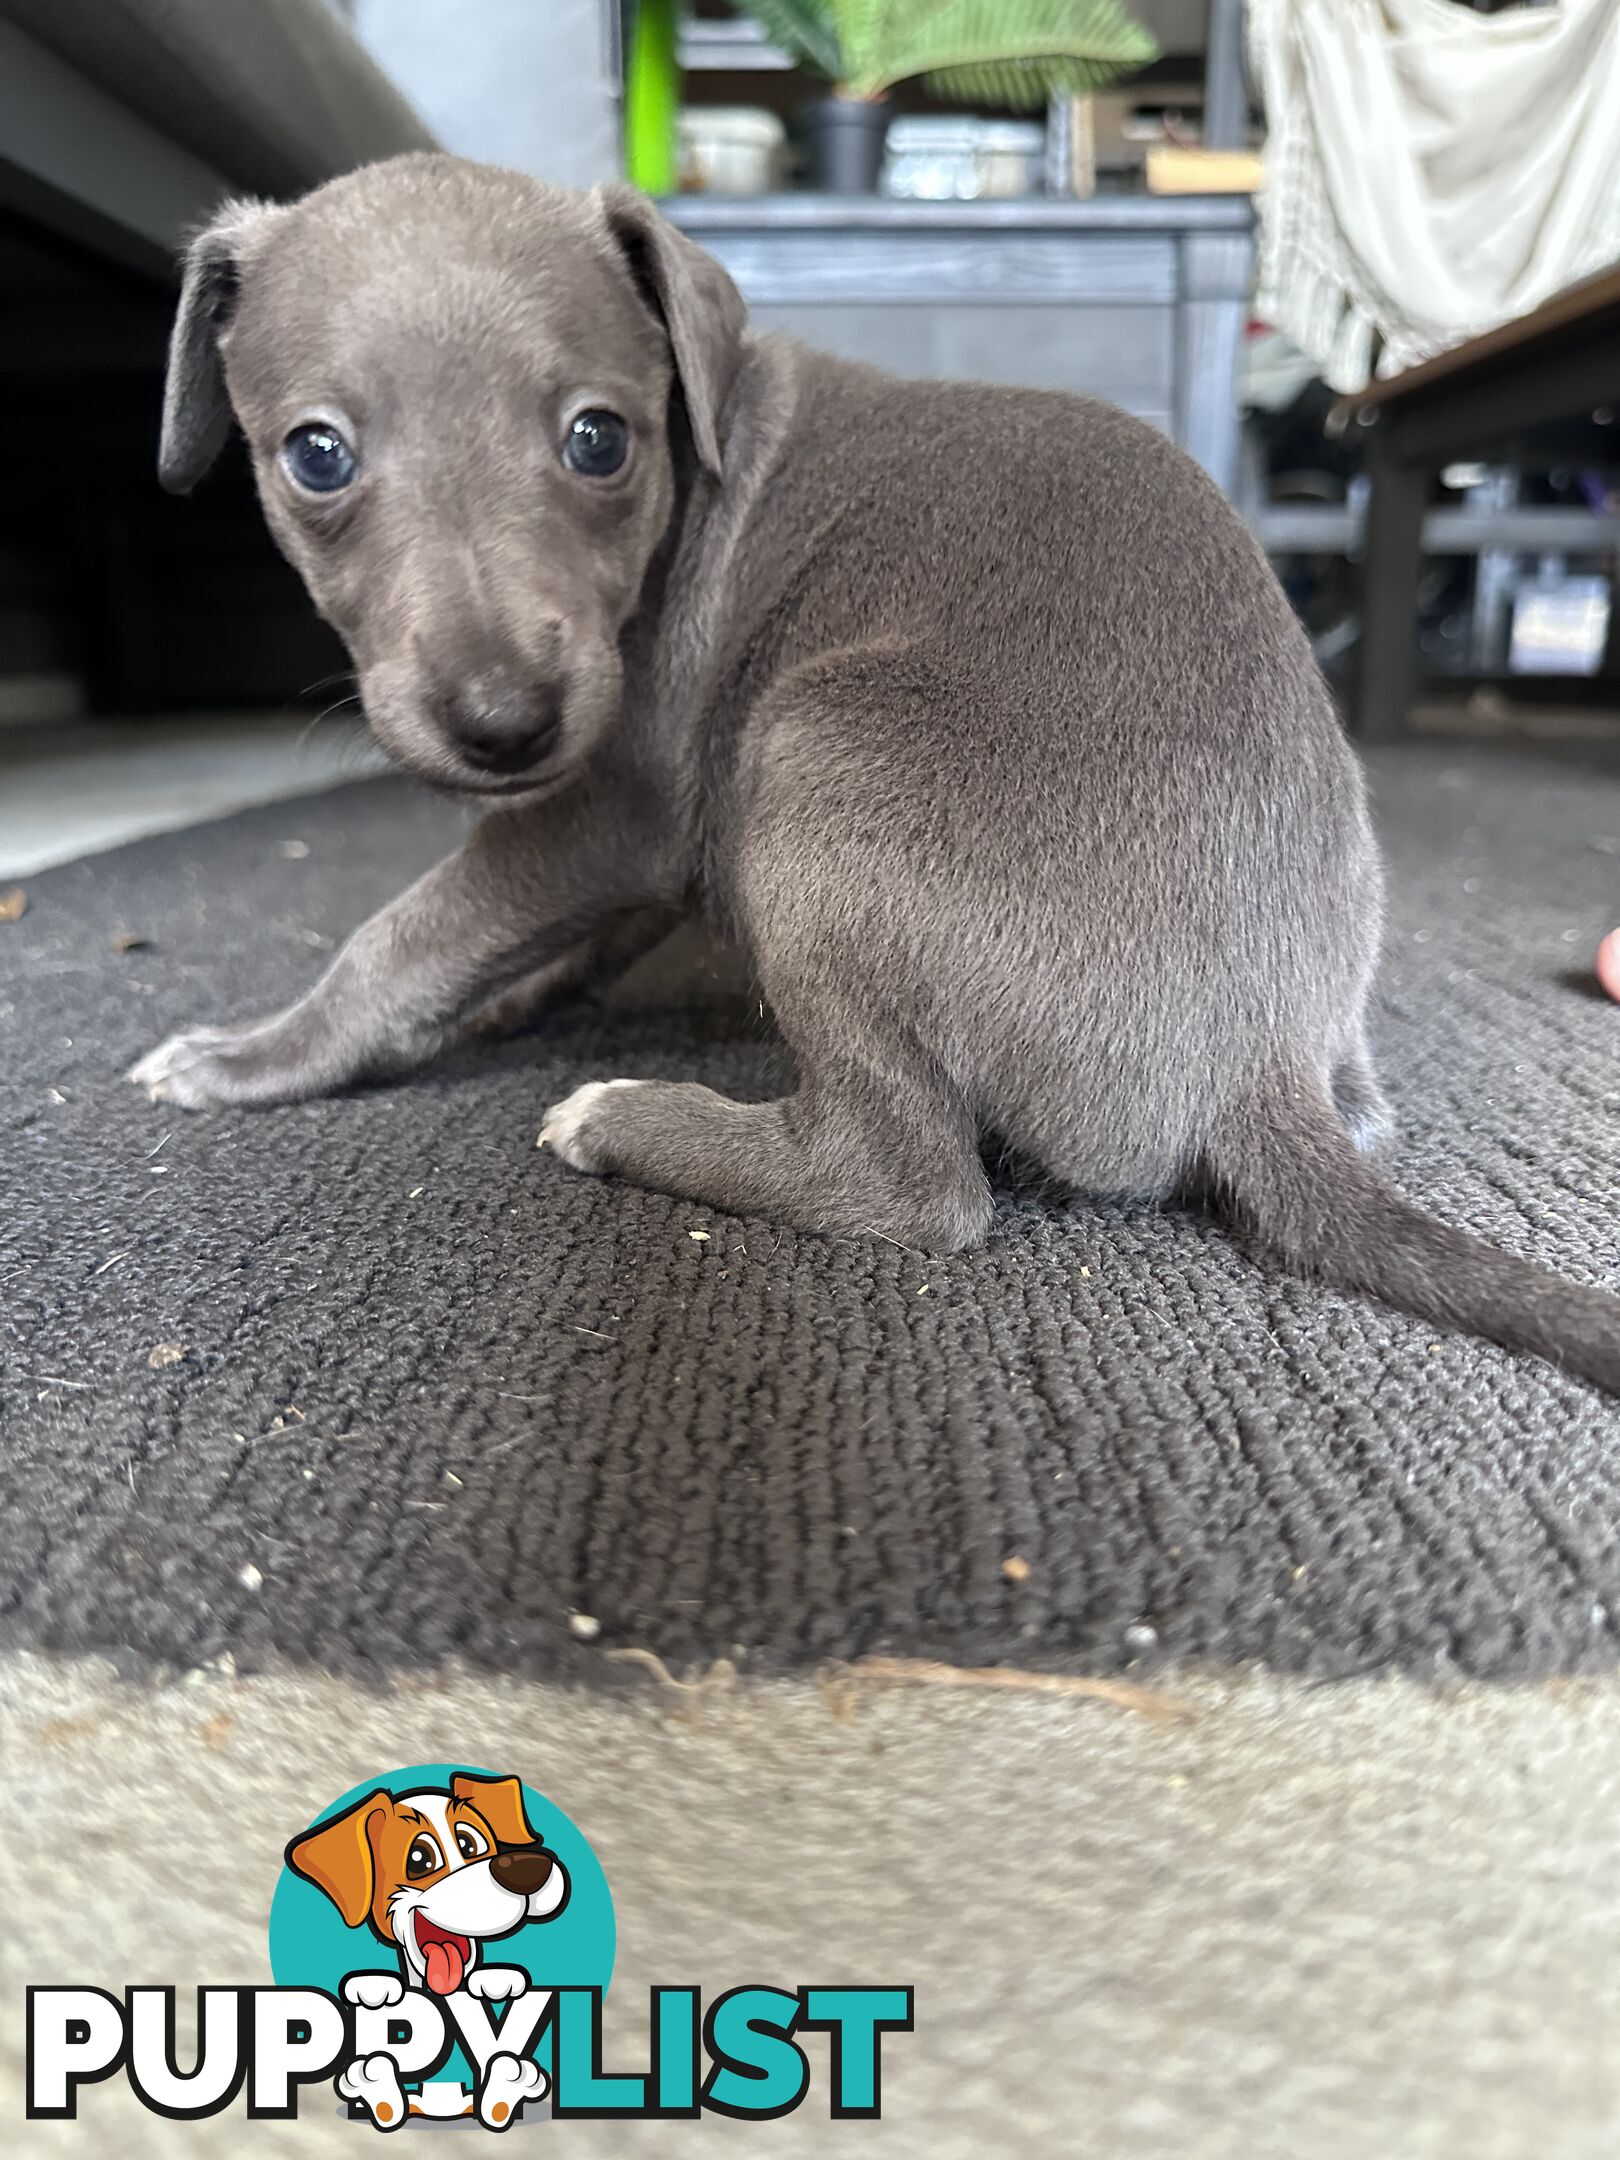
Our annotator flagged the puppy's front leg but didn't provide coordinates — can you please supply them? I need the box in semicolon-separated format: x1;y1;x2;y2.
129;793;667;1111
462;909;679;1043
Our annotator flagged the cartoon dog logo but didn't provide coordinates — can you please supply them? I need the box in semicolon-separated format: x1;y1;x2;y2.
286;1773;570;2127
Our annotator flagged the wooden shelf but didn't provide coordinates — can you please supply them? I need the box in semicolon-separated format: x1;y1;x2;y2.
664;191;1254;233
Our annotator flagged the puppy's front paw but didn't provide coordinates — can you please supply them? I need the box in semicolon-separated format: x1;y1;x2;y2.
338;2050;407;2130
537;1079;646;1174
343;1971;405;2010
127;1008;336;1110
128;1024;255;1109
464;1965;528;2003
478;2051;547;2128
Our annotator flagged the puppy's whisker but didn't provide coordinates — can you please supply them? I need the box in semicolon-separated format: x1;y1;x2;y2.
294;694;364;756
295;670;358;701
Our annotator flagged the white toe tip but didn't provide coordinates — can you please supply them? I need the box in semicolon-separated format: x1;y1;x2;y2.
537;1078;645;1170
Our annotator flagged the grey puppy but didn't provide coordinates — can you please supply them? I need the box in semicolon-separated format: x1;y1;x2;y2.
135;154;1620;1394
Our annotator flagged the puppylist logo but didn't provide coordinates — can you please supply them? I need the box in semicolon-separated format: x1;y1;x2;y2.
26;1762;913;2130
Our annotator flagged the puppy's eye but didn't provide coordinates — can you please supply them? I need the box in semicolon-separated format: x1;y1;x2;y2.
454;1824;490;1861
405;1833;444;1879
282;423;357;494
563;409;629;478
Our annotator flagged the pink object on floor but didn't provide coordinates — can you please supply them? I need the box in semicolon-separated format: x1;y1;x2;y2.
1597;929;1620;1002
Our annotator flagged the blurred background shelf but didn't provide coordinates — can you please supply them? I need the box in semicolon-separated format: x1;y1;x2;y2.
679;15;792;70
1254;504;1620;555
667;189;1253;493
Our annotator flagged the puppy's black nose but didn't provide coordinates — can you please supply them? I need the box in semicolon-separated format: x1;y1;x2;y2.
491;1847;553;1897
442;686;559;775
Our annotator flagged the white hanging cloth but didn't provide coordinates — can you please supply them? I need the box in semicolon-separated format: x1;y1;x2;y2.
1249;0;1620;390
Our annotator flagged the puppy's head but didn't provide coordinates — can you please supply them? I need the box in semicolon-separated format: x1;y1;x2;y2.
286;1772;570;1995
160;154;745;794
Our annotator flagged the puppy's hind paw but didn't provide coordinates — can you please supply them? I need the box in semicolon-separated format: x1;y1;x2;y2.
479;2051;547;2129
338;2050;407;2130
537;1078;646;1174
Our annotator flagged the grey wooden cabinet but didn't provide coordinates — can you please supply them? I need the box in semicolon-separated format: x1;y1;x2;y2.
665;193;1254;495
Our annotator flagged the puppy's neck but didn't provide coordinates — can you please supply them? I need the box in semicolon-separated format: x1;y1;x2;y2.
623;335;802;775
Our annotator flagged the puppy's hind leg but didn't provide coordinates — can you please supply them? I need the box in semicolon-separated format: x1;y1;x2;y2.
540;1032;992;1253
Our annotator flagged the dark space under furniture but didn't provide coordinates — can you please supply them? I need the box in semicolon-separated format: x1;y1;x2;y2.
1340;266;1620;742
0;0;432;271
0;0;434;712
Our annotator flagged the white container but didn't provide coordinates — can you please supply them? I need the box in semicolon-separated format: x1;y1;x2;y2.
883;116;1044;200
678;107;785;196
1509;560;1611;676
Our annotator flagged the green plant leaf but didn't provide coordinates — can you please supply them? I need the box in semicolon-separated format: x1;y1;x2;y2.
921;52;1143;108
833;0;1157;104
827;0;894;85
739;0;846;81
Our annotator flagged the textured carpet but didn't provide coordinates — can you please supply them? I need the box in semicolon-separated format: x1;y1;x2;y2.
2;742;1617;1683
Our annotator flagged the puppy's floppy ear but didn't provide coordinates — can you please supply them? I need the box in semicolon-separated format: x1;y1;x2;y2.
159;196;279;495
285;1790;388;1927
595;182;745;482
452;1772;537;1849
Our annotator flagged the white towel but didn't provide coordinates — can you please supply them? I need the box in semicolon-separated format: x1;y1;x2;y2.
1249;0;1620;389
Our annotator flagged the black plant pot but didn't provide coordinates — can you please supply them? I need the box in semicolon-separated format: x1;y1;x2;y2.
799;93;892;192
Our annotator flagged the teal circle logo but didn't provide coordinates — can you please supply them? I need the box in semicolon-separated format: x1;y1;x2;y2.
268;1763;614;2093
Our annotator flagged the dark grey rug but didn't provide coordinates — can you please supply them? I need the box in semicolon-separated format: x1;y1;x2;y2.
3;742;1617;1684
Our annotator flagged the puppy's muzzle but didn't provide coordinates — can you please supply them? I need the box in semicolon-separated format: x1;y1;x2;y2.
434;678;561;776
490;1847;554;1897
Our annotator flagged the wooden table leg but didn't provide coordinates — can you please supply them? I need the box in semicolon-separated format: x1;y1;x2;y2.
1355;444;1426;742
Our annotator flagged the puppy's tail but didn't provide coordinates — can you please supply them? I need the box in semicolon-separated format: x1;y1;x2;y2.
1205;1072;1620;1396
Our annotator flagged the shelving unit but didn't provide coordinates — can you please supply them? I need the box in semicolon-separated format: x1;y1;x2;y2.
679;16;791;70
654;3;1254;493
1253;501;1616;556
667;191;1252;493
